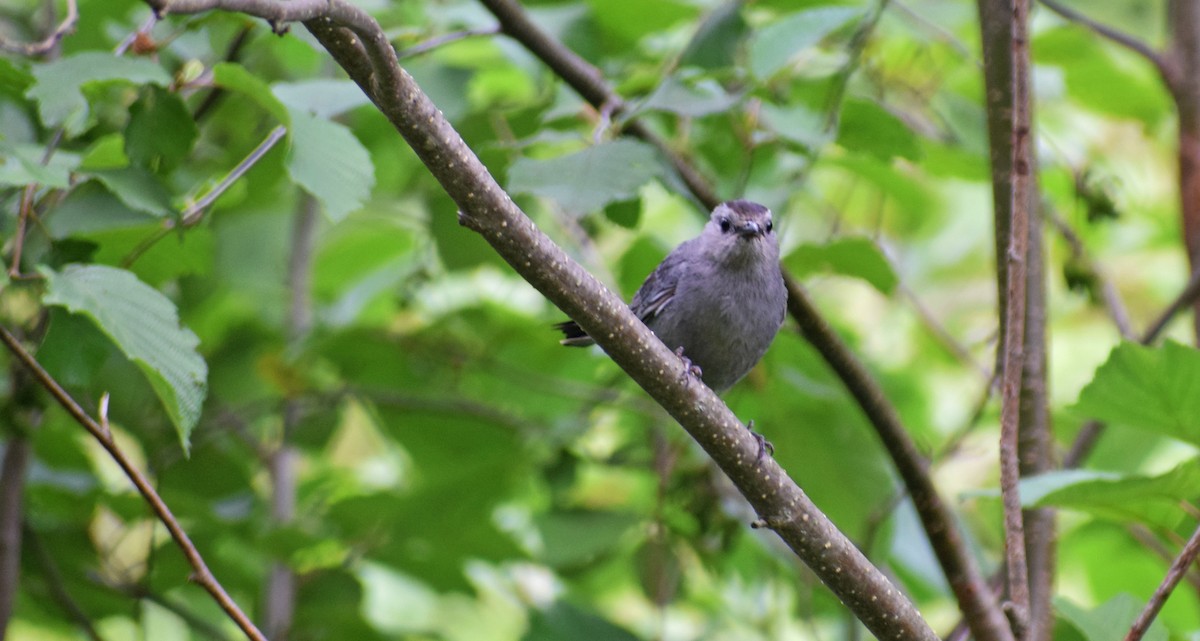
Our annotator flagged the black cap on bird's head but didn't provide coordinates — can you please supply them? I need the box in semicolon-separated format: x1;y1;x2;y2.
703;199;779;265
709;200;775;239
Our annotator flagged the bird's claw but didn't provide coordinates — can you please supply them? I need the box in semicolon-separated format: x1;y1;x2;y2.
746;420;774;461
674;346;703;385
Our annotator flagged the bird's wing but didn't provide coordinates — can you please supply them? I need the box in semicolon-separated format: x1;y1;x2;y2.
629;250;688;323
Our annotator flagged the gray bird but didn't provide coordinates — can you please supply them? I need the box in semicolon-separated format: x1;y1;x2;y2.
558;200;788;394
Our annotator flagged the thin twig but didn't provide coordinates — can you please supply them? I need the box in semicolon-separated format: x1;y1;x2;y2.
10;128;65;278
121;125;287;268
1141;267;1200;345
1124;521;1200;641
0;326;266;641
0;0;78;55
1037;0;1169;79
397;26;500;58
996;0;1034;630
115;13;159;55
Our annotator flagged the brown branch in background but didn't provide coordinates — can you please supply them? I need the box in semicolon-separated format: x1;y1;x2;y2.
1166;1;1200;342
0;326;267;641
1037;0;1169;78
397;26;500;59
998;0;1033;630
0;0;78;55
9;128;65;279
0;436;30;635
475;1;1012;639
1124;521;1200;641
264;194;318;640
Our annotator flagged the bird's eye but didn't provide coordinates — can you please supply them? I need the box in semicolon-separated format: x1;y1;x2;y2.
765;220;774;233
719;218;732;233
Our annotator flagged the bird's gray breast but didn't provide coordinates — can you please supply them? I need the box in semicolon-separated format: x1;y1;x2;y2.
646;260;786;393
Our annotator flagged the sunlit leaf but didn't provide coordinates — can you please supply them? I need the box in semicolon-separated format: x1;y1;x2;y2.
1072;341;1200;446
1020;461;1200;529
286;107;375;222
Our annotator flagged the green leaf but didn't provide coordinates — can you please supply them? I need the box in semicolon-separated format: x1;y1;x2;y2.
42;265;207;452
46;182;151;239
286;107;375;223
524;602;641;641
1020;461;1200;529
211;62;291;125
749;7;862;79
679;2;747;69
783;237;898;294
1057;593;1167;641
272;79;370;119
27;52;170;135
88;167;174;218
79;134;130;171
1035;27;1169;127
640;75;740;118
508;140;662;213
0;141;76;188
837;98;922;162
125;85;198;171
1072;341;1200;446
584;0;696;45
533;510;640;568
760;101;831;152
0;57;34;97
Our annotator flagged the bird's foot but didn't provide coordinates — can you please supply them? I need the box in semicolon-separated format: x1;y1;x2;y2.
746;420;774;461
674;346;703;385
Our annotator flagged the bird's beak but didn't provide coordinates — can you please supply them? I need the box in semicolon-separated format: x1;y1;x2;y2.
735;221;763;239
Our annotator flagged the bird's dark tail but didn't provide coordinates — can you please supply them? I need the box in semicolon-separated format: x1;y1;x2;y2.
554;320;595;347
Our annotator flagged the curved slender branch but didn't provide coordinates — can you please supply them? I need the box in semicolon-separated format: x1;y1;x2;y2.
1037;0;1169;80
0;327;266;641
0;0;78;56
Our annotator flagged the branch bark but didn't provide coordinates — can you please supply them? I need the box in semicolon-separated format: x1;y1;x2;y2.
978;0;1036;636
1167;0;1200;343
0;327;266;641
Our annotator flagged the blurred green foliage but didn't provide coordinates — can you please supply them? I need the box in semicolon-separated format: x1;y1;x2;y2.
1;0;1198;639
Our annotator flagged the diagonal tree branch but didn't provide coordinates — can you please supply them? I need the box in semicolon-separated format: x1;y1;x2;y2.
145;1;940;638
0;326;266;641
474;2;1012;640
1124;520;1200;641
